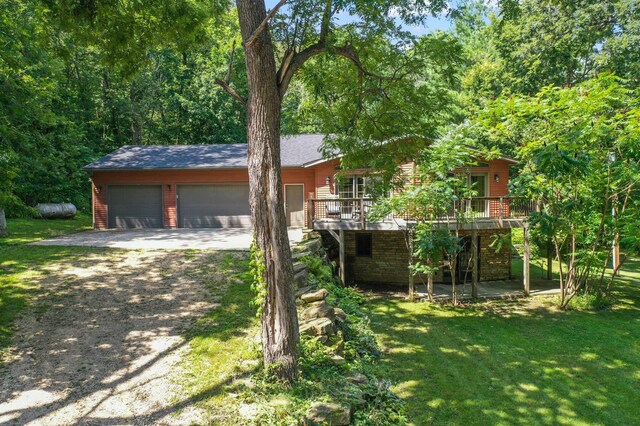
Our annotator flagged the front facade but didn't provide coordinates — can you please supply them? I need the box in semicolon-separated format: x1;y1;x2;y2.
86;136;339;230
86;135;529;286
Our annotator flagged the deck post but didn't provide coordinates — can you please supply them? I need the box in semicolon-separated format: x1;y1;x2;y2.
523;223;531;296
408;228;415;300
308;198;314;229
547;240;553;280
360;198;365;229
471;229;478;299
339;229;345;285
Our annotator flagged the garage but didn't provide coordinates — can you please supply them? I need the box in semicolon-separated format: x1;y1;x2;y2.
177;184;251;228
107;185;163;228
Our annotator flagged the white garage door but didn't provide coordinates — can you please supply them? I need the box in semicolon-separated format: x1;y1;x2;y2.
177;184;251;228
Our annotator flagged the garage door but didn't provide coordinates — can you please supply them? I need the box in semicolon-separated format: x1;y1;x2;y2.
178;184;251;228
107;185;163;228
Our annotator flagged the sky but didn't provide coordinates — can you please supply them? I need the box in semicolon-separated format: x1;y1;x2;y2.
263;0;454;36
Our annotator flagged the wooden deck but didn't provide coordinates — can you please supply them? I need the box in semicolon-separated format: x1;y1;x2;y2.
310;196;536;231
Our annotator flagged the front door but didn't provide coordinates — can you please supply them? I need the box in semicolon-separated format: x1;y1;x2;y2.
285;184;305;227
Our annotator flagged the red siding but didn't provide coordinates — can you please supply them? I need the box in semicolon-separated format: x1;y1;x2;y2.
90;158;513;229
90;168;316;229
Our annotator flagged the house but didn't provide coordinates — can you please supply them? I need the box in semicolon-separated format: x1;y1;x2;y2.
85;134;533;288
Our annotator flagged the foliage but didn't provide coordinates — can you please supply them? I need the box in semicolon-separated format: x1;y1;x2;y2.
240;252;406;425
296;31;466;191
0;0;246;214
479;73;640;307
249;242;267;317
451;0;640;114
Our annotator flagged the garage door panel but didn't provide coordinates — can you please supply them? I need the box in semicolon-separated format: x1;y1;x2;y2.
108;185;163;229
178;184;251;228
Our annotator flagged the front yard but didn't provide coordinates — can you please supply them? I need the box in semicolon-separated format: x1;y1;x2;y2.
368;260;640;425
0;216;250;424
2;217;638;425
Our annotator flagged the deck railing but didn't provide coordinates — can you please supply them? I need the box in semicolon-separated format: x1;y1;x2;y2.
309;196;536;226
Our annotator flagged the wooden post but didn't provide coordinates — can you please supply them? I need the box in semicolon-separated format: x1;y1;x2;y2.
547;240;553;280
308;198;314;229
471;229;478;299
523;224;531;296
408;229;414;300
613;233;621;276
360;198;365;229
427;255;434;302
339;229;345;285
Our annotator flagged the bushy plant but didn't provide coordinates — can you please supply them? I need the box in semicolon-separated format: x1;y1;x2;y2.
243;251;406;425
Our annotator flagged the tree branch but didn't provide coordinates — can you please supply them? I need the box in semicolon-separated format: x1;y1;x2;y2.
244;0;288;47
215;40;245;105
335;45;394;80
224;39;236;84
215;79;246;105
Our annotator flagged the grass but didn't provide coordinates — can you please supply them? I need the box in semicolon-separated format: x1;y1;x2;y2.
0;214;92;245
180;252;261;424
367;258;640;425
181;252;407;425
0;215;95;357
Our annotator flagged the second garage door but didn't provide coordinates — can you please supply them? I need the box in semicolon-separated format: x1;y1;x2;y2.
177;184;251;228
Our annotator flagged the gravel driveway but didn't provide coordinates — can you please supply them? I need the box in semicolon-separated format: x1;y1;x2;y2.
31;228;304;250
0;249;234;425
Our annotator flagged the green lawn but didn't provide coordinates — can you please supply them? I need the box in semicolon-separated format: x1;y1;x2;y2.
180;252;261;424
0;214;92;245
0;214;94;356
368;259;640;425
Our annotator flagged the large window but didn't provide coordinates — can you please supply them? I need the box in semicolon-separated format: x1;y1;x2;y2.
338;176;367;199
469;174;487;197
469;174;488;215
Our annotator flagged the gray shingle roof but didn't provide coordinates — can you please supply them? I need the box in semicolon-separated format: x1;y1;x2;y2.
83;134;328;171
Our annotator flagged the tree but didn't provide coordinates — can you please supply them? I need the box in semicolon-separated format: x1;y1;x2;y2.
370;138;495;304
479;73;640;307
41;0;464;383
233;0;458;381
0;151;17;236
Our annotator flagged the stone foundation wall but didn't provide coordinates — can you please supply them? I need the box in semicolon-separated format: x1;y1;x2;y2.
321;229;511;286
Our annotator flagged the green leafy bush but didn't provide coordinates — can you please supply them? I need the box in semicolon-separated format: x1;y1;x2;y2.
243;250;406;425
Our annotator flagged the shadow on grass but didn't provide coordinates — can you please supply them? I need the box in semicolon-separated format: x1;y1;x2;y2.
367;259;640;425
0;249;257;425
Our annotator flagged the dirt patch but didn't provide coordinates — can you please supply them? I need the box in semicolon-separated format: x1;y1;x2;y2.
0;249;227;425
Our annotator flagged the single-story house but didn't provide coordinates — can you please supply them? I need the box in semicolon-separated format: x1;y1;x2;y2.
85;134;530;286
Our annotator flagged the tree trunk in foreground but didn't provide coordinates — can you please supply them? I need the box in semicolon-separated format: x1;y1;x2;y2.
237;0;299;382
0;208;7;237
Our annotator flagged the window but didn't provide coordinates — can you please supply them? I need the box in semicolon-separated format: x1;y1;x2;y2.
355;233;373;257
338;176;366;199
337;175;386;199
469;174;487;197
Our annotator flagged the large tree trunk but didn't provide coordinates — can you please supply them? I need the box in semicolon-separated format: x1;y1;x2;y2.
237;0;299;382
0;208;7;237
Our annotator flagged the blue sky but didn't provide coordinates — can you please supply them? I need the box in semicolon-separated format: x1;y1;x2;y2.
263;0;453;36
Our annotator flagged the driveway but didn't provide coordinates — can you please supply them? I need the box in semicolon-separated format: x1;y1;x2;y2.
0;249;231;425
31;228;304;250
